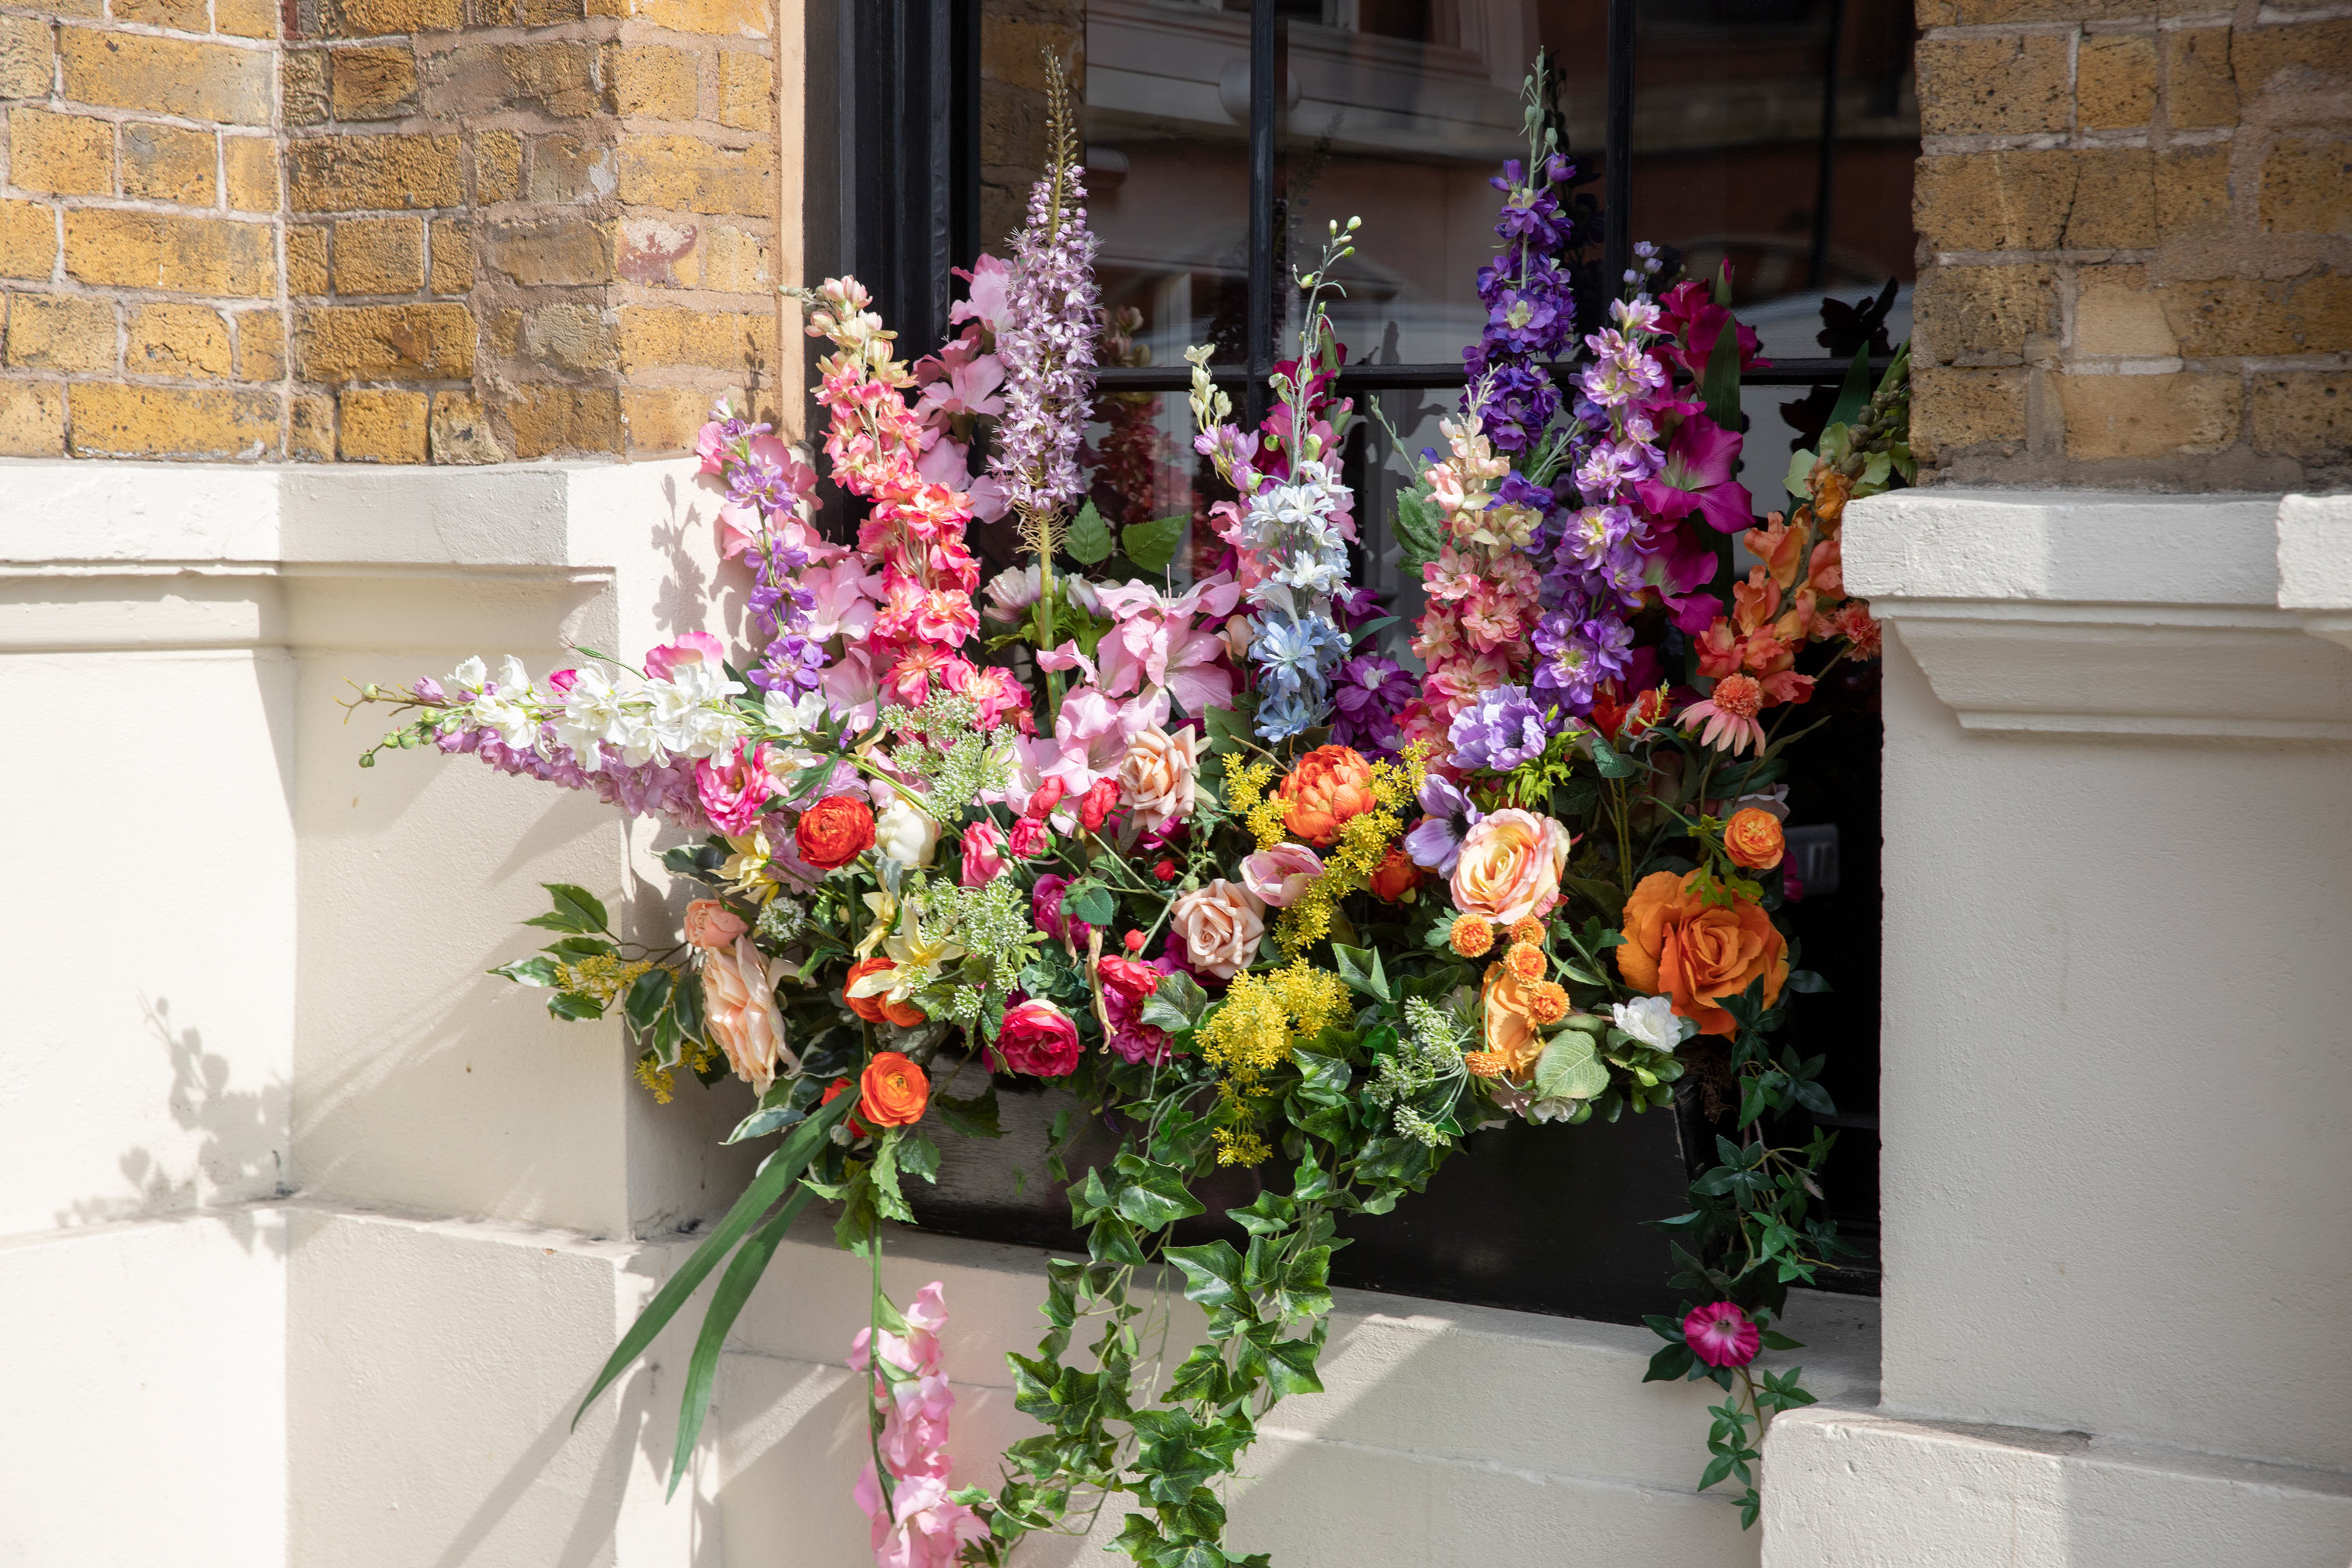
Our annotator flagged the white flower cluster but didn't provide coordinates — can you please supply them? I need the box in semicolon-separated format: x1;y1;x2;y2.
440;655;750;771
1237;459;1352;620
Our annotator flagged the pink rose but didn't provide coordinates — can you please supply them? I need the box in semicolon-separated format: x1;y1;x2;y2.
1118;726;1199;831
646;632;727;682
1031;873;1089;946
1169;879;1265;982
1007;816;1052;862
1449;808;1573;926
959;822;1007;887
701;936;791;1096
990;999;1082;1078
1240;844;1324;909
695;739;775;836
681;898;747;949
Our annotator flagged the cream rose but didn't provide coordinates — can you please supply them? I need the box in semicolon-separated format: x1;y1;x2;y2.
873;793;942;867
1449;808;1573;926
701;935;793;1095
1119;726;1199;831
1170;878;1265;982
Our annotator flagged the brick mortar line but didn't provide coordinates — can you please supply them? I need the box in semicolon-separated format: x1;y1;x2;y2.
2;187;282;221
0;367;320;389
47;16;280;50
281;112;778;144
12;98;282;135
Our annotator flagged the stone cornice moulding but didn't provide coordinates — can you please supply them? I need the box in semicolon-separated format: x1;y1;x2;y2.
1844;488;2352;743
2274;492;2352;656
0;456;718;657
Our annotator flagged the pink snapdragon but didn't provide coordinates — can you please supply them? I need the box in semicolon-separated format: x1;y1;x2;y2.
850;1282;985;1568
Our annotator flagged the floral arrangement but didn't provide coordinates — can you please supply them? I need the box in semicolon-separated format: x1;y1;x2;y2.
353;53;1911;1561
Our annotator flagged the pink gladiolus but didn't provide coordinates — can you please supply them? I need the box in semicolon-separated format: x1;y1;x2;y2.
1635;416;1755;536
958;821;1007;887
1684;1301;1761;1369
851;1282;987;1568
645;632;726;682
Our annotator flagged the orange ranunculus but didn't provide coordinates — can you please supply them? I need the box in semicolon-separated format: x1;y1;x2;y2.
858;1051;929;1127
1724;808;1785;871
1613;869;1788;1037
843;956;925;1028
820;1077;873;1138
1276;745;1377;848
1480;964;1546;1077
1368;847;1421;903
794;793;876;869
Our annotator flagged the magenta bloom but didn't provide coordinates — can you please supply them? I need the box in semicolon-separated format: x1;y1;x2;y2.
990;998;1082;1078
694;739;774;835
645;631;727;682
1635;416;1754;536
1684;1301;1761;1369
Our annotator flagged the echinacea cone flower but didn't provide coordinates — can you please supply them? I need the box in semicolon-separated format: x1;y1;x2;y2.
1684;1301;1761;1368
1680;672;1768;757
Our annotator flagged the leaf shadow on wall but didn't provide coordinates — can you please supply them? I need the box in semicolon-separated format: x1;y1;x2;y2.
54;995;291;1258
651;472;750;647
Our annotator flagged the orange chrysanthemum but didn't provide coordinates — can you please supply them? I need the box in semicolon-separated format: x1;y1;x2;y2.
1461;1049;1508;1079
1450;913;1495;958
1504;941;1546;982
1526;982;1570;1026
1508;916;1547;947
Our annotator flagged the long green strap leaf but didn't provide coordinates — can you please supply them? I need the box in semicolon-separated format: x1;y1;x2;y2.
575;1093;852;1427
1825;345;1872;433
664;1181;819;1496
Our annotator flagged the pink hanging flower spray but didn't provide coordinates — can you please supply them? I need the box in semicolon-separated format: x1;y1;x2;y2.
851;1281;986;1568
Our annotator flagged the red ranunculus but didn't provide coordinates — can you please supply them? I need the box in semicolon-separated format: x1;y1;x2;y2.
794;793;876;869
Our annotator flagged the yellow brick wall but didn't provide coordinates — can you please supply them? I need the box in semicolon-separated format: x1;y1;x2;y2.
1911;2;2352;487
0;0;781;462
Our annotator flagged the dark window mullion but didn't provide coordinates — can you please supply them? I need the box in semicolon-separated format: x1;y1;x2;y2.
1244;0;1280;430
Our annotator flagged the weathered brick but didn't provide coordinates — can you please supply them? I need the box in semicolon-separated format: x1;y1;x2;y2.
111;0;208;32
333;215;425;293
1916;35;2073;138
433;42;597;118
633;0;764;38
428;217;471;293
2261;139;2352;237
604;42;699;120
290;390;333;459
615;133;770;216
213;0;280;40
617;215;696;285
2163;27;2236;131
5;292;114;372
294;300;474;379
2162;273;2352;358
224;136;277;212
618;303;761;371
979;14;1069;94
2250;372;2350;459
60;30;271;126
2231;20;2352;103
237;309;285;379
285;49;331;126
2060;370;2241;459
288;225;331;293
289;133;463;212
122;123;219;207
716;50;768;131
332;45;419;119
0;199;55;281
520;300;613;370
338;387;427;460
2063;149;2155;250
481;213;612;284
0;16;55;100
475;130;521;201
503;383;621;456
525;132;614;203
0;378;64;456
2154;145;2232;240
698;221;769;292
520;0;586;23
429;387;503;461
1915;151;2076;252
128;303;231;378
1911;263;2055;365
2073;266;2177;358
69;383;279;459
1911;365;2028;463
622;384;713;452
2078;33;2156;131
327;0;461;37
9;109;113;198
64;211;275;296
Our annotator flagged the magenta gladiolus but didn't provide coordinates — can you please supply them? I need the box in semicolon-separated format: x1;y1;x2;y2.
1635;416;1755;535
1684;1301;1762;1368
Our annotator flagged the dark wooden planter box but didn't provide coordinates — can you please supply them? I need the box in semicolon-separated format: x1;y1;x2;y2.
905;1077;1693;1326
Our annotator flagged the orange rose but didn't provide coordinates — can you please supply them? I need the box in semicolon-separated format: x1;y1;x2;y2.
1449;808;1573;926
858;1051;929;1127
1276;745;1376;848
794;793;876;869
1613;870;1788;1037
843;956;926;1028
1368;847;1421;903
1724;808;1784;871
1480;964;1545;1077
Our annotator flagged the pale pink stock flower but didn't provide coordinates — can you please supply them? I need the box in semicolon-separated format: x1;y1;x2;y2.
1240;843;1324;909
851;1283;985;1568
800;557;884;642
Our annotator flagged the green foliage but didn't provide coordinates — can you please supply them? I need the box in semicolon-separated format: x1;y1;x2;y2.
1065;500;1116;566
1122;514;1187;573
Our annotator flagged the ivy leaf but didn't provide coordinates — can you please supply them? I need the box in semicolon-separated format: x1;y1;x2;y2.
1225;1192;1297;1236
1064;500;1114;565
1264;1337;1324;1399
1163;1241;1244;1309
1140;968;1209;1032
524;882;609;935
1330;943;1390;1003
1112;1152;1207;1229
623;966;672;1030
1588;735;1640;779
898;1130;942;1183
869;1134;915;1224
547;991;604;1021
1122;514;1187;573
934;1087;1004;1140
491;956;560;988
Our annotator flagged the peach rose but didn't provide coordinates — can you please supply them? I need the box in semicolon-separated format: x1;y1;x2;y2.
1480;963;1545;1077
702;936;792;1095
1170;878;1265;981
1613;869;1789;1037
1276;745;1376;848
682;898;747;949
1723;808;1785;871
1449;808;1573;926
1119;725;1200;831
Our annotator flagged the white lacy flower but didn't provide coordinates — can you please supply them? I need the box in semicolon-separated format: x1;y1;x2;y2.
493;655;535;699
874;795;942;867
552;665;623;769
765;688;829;735
1612;995;1697;1053
445;655;488;695
473;694;539;750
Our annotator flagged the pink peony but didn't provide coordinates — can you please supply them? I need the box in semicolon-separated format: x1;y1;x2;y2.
1684;1301;1761;1368
694;739;774;836
958;821;1007;887
645;632;727;682
990;998;1082;1077
1240;844;1324;909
